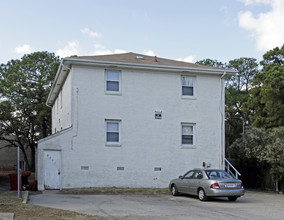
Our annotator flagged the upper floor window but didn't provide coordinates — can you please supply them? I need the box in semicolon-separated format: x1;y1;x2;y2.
105;70;120;93
181;75;195;97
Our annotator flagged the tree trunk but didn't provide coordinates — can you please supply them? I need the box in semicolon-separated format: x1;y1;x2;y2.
276;180;279;192
20;146;31;171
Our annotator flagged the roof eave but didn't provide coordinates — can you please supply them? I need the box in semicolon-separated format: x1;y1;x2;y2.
62;58;237;75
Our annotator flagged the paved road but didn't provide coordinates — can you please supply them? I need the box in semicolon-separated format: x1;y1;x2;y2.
28;191;284;220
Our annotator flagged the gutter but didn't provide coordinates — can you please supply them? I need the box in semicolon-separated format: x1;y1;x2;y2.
46;61;71;107
63;58;237;75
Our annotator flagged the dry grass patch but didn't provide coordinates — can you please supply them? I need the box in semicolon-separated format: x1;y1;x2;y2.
0;191;98;220
60;187;170;195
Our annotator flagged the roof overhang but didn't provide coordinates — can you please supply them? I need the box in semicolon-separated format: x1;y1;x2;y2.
46;58;237;107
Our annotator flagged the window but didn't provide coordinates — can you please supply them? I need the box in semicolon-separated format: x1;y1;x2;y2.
106;70;120;92
184;170;195;179
181;75;195;96
181;123;194;145
193;170;203;179
105;120;121;145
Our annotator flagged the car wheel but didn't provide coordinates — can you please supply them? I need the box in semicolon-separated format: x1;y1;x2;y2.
171;185;179;196
198;188;208;201
228;196;238;201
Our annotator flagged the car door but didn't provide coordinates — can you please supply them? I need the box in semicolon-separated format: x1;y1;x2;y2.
188;170;203;195
179;170;195;194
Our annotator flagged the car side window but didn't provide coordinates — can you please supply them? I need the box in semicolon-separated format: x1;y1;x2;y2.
206;171;218;179
193;171;203;179
184;170;195;179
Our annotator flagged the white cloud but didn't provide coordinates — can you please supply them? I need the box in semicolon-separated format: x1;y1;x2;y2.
177;55;195;63
114;49;127;54
14;44;33;54
56;41;80;58
238;0;284;51
81;27;102;38
92;49;127;56
92;43;126;55
143;49;155;56
238;0;271;6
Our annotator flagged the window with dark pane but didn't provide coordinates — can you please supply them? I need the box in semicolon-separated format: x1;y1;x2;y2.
181;76;195;96
106;122;119;142
106;70;119;92
182;124;193;145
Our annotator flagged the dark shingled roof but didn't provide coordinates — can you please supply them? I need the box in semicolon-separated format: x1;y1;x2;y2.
67;52;229;71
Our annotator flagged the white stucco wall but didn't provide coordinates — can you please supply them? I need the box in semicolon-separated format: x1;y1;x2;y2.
38;64;224;190
52;72;72;133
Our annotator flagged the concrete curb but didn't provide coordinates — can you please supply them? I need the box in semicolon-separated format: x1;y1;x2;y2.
0;213;14;220
22;191;29;204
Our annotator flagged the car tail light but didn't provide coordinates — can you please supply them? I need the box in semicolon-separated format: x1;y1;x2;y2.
210;183;220;189
241;182;244;189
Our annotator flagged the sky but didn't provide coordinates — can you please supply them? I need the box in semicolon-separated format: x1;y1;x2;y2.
1;0;284;65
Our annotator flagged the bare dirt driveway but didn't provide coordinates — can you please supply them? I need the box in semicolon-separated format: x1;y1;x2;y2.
28;190;284;220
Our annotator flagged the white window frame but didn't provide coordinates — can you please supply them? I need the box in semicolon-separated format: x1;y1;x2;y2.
181;75;196;99
105;119;121;146
105;70;121;95
181;123;196;148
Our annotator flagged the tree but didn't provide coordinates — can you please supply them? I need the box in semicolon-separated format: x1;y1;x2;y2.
195;58;226;68
0;52;60;171
233;127;284;191
249;44;284;129
196;58;259;151
225;58;259;154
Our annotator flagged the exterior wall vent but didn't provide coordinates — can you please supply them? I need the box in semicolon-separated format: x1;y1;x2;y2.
155;111;162;119
117;167;124;171
81;166;89;170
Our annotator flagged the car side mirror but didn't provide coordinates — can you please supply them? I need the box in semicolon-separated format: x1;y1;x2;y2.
179;175;183;179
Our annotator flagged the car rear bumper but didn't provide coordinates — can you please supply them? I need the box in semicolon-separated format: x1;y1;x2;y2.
206;188;245;197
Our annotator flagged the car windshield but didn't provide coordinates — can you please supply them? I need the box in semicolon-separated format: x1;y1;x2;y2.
205;170;233;179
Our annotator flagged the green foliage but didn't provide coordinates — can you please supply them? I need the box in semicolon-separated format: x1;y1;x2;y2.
195;58;226;68
232;127;284;190
249;44;284;129
225;58;259;150
196;58;259;150
0;51;60;171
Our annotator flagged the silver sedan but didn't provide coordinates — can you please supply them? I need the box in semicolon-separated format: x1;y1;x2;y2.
169;169;245;201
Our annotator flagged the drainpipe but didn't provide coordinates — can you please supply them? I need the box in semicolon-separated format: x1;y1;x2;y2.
220;72;227;169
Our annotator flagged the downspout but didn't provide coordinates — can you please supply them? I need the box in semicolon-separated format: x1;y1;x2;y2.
220;72;227;169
